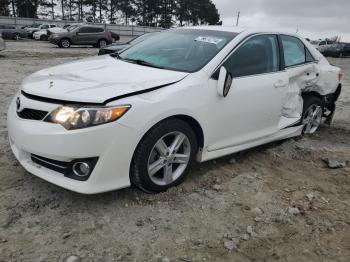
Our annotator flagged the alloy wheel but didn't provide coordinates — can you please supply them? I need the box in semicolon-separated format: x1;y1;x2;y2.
14;33;20;40
61;39;70;48
147;131;191;186
302;104;322;134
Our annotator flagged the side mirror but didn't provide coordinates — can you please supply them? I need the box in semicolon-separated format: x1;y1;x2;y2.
217;66;232;97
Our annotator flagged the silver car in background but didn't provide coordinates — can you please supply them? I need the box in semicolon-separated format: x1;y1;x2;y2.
0;32;5;51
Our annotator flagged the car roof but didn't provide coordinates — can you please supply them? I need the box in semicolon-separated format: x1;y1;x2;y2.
177;26;302;38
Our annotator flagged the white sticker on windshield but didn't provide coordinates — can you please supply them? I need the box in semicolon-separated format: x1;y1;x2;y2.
195;36;223;45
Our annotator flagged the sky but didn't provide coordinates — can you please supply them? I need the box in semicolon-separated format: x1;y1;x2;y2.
212;0;350;42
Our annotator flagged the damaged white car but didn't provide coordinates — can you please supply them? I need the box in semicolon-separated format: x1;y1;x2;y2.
7;27;343;194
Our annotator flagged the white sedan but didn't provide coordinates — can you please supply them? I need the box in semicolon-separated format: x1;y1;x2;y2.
7;26;343;194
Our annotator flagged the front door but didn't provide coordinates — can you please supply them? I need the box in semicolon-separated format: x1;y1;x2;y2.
207;34;289;151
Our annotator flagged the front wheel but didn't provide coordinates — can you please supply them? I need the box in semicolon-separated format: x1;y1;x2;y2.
130;119;198;193
59;39;71;48
301;96;323;134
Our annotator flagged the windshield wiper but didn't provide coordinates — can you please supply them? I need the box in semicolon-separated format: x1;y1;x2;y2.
122;58;165;69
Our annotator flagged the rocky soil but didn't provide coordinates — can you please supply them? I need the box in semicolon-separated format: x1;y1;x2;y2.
0;40;349;262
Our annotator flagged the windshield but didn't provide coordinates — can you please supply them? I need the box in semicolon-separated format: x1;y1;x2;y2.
119;29;237;73
67;25;80;32
310;41;320;45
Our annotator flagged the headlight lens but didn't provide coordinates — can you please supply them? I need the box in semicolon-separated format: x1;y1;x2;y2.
45;105;130;130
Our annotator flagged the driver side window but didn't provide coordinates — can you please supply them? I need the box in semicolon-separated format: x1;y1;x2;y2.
223;34;280;78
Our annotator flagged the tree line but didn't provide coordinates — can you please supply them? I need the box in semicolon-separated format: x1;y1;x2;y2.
0;0;221;28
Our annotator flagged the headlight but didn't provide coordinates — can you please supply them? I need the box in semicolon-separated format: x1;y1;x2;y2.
45;105;130;130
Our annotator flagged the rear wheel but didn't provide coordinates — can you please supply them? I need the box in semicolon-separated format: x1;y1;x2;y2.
97;39;107;48
301;96;323;134
130;119;198;193
59;38;71;48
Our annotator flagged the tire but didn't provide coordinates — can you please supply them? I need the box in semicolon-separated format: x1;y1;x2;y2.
301;96;323;134
40;35;48;41
97;39;107;48
13;33;20;40
130;119;198;193
59;38;71;48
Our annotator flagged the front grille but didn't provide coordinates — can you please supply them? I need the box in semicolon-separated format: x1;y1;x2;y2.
31;154;69;174
17;108;48;120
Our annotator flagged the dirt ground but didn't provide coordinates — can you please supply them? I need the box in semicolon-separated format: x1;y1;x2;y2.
0;40;349;262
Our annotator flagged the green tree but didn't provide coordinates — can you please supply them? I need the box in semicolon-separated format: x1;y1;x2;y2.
0;0;10;16
118;0;135;24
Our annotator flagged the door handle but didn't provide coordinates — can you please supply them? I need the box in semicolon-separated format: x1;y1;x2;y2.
274;80;288;88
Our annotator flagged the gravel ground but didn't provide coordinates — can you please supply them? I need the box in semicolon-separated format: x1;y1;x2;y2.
0;40;349;262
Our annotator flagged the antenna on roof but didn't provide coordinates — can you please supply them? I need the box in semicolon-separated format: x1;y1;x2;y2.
236;11;240;26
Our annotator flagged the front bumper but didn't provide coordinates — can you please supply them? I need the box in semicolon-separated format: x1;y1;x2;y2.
49;37;60;45
7;93;140;194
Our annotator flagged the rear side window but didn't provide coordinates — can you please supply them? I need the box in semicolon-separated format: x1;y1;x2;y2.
281;35;314;67
80;27;101;33
223;34;280;78
305;48;315;63
79;27;91;33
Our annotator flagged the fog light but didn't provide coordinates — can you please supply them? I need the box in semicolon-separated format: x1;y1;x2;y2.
72;162;91;177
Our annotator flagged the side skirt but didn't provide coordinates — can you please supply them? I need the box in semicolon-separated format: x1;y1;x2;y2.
198;125;303;162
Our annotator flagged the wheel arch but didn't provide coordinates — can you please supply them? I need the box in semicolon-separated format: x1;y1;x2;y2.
301;91;323;100
97;38;108;44
59;37;71;43
134;114;205;156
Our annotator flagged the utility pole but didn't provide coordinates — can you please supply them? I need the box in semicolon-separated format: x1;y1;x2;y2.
236;11;240;26
51;0;55;19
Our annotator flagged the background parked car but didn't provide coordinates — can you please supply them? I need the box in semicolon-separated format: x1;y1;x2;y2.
98;32;155;55
34;26;66;41
49;25;113;48
311;39;334;53
25;24;57;38
323;42;350;58
109;31;120;42
0;32;5;51
0;25;28;40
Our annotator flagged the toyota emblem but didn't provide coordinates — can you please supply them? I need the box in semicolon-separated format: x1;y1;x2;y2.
16;97;21;112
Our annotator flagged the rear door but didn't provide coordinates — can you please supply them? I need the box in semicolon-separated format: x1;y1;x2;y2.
75;26;95;44
207;34;290;151
279;35;318;124
76;27;104;44
89;27;105;44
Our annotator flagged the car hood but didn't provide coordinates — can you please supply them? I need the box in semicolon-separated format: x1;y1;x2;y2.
105;44;130;51
22;55;189;104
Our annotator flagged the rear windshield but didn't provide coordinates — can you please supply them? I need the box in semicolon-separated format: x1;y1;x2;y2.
119;29;237;73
